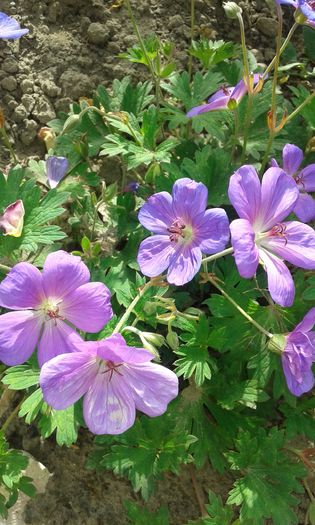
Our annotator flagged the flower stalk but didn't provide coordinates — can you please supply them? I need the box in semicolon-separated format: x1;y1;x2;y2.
113;279;154;334
202;246;234;264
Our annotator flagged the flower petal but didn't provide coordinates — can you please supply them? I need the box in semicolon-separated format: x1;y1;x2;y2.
0;12;29;39
258;168;298;231
123;362;178;416
293;193;315;223
230;219;259;278
282;144;303;176
137;235;175;278
258;249;294;307
60;282;113;332
42;250;90;300
138;192;174;234
0;200;25;237
37;320;84;367
172;178;208;220
83;372;135;435
187;96;230;116
95;334;154;364
40;352;98;410
195;208;230;255
0;263;44;309
261;221;315;269
282;335;315;396
0;311;42;366
228;165;261;223
293;307;315;334
167;244;202;286
299;164;315;192
46;156;69;189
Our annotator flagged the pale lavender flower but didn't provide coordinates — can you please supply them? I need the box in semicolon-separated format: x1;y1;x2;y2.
0;12;29;39
282;308;315;396
228;166;315;307
137;178;230;286
187;74;261;117
0;200;25;237
276;0;315;28
46;156;69;189
271;144;315;223
0;251;112;366
40;333;179;435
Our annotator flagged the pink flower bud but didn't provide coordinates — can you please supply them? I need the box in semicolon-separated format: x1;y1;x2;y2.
0;200;25;237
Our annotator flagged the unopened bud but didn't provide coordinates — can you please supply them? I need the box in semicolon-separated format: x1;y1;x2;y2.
166;330;179;351
38;127;56;151
142;332;165;348
223;1;242;19
267;334;286;355
0;200;25;238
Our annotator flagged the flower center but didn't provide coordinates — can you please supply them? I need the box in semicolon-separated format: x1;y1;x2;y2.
307;0;315;10
269;223;288;245
167;219;194;244
98;359;123;381
40;299;62;322
294;173;305;189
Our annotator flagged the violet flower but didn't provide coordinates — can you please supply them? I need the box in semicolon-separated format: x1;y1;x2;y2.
276;0;315;27
187;74;261;117
271;144;315;223
40;333;179;435
282;308;315;396
0;12;29;39
228;166;315;307
137;178;230;286
46;156;69;189
0;200;25;238
0;251;112;366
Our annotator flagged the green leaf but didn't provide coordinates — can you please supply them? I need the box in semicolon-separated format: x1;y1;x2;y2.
19;389;44;424
2;365;40;390
39;405;80;446
125;501;170;525
189;39;238;69
187;491;233;524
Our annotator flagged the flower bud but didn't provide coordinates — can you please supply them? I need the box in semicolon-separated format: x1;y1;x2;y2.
267;334;286;355
223;1;242;19
0;200;25;238
166;330;179;351
142;332;165;348
38;127;56;151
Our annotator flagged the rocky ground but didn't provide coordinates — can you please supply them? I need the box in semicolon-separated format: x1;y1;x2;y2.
0;1;308;524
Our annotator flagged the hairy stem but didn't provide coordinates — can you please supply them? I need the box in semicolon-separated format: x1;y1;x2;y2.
207;274;272;338
240;92;254;163
188;0;196;81
113;280;153;334
202;247;234;264
262;22;299;80
286;91;315;124
237;12;250;81
0;263;11;274
189;463;207;518
0;397;24;434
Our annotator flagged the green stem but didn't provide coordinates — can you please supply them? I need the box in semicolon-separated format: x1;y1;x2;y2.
237;12;249;81
202;247;234;264
285;91;315;124
262;22;299;80
113;280;153;334
240;93;254;163
231;108;239;161
0;397;24;434
0;127;18;164
207;275;272;338
0;263;11;274
259;130;275;175
188;0;196;81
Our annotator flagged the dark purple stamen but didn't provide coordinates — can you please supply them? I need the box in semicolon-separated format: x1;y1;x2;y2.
167;219;186;243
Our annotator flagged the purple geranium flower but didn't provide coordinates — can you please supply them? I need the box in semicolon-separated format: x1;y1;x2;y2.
271;144;315;223
276;0;315;27
282;308;315;396
0;12;29;39
228;166;315;307
187;74;262;117
137;178;230;286
46;156;69;189
40;333;179;435
0;251;112;366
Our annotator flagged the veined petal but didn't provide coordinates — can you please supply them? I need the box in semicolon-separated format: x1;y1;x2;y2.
187;95;230;117
37;320;84;367
42;250;90;300
230;219;259;278
96;334;154;364
0;311;42;366
195;208;230;255
258;168;298;231
293;307;315;334
259;249;294;307
167;244;202;286
208;87;233;103
299;164;315;192
0;263;44;309
282;335;315;396
293;193;315;223
61;282;113;332
40;352;98;410
83;372;135;435
282;144;303;176
46;156;69;189
138;191;174;234
228;165;261;223
0;12;29;39
299;0;315;21
137;235;175;278
275;0;297;4
260;221;315;269
172;178;208;220
123;362;179;416
230;79;247;102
